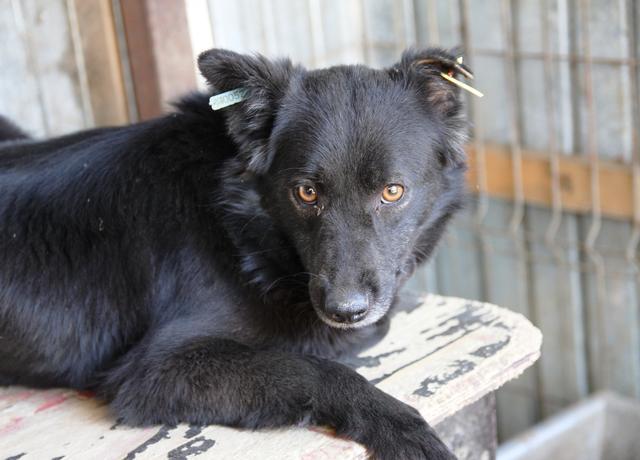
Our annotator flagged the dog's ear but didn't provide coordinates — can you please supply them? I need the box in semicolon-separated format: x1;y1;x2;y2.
198;49;298;174
390;48;472;169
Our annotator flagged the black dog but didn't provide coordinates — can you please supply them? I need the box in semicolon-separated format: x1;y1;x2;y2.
0;48;469;459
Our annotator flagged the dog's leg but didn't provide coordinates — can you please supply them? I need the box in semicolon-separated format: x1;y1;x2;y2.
99;330;454;460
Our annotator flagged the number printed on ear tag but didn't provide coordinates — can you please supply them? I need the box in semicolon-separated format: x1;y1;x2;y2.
209;88;248;110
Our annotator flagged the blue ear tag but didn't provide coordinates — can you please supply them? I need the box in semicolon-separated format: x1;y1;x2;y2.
209;88;248;110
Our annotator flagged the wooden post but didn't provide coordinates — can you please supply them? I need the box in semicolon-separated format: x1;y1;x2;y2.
118;0;197;120
73;0;130;127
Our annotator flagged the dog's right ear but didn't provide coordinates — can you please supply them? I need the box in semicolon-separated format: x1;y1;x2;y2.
198;49;299;174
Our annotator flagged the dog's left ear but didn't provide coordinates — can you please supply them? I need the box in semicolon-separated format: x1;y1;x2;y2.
198;49;299;174
390;48;472;169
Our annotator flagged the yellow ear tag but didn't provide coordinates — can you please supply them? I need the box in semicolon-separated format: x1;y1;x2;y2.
440;72;484;98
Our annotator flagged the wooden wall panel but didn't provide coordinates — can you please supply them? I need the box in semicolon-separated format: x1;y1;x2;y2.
0;0;129;133
0;0;48;136
119;0;196;120
0;0;89;136
74;0;129;126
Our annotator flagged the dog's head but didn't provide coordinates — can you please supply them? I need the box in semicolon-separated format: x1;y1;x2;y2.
199;49;469;329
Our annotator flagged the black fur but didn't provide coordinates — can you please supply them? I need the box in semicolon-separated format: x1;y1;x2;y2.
0;48;469;459
0;115;29;142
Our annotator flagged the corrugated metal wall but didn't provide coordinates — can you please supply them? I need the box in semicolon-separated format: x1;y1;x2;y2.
1;0;639;443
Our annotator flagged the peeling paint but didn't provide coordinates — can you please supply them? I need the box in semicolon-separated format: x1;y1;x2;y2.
167;436;215;459
124;425;173;460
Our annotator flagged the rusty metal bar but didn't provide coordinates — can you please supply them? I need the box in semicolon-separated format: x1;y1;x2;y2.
578;0;607;397
625;0;640;265
500;0;524;235
541;0;563;252
580;0;602;254
458;0;490;303
459;0;488;225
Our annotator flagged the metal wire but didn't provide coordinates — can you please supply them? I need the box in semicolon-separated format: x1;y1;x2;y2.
500;0;525;236
460;0;489;227
541;0;563;256
576;0;610;397
458;0;491;301
625;0;640;270
577;0;607;312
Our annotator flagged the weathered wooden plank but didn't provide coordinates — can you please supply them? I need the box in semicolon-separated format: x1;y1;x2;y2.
73;0;129;127
184;0;214;90
310;0;365;66
119;0;197;120
205;0;321;67
0;0;48;136
0;295;541;459
205;0;247;51
465;144;636;222
0;0;89;136
268;0;316;65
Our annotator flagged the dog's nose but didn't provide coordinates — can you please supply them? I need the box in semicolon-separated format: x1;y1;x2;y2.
325;293;369;324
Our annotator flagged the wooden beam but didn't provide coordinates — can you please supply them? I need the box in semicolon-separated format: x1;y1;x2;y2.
73;0;130;127
118;0;197;120
466;144;635;221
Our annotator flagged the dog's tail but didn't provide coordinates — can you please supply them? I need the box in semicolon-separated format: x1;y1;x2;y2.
0;115;29;142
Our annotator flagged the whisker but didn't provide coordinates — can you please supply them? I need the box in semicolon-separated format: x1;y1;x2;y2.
234;246;295;258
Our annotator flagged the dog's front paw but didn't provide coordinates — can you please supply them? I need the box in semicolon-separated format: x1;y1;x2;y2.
312;360;454;459
360;394;455;460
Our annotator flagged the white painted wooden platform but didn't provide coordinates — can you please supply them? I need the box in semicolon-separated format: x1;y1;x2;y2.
0;295;541;459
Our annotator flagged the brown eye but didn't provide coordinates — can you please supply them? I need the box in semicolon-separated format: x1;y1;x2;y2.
381;184;405;203
296;185;318;204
